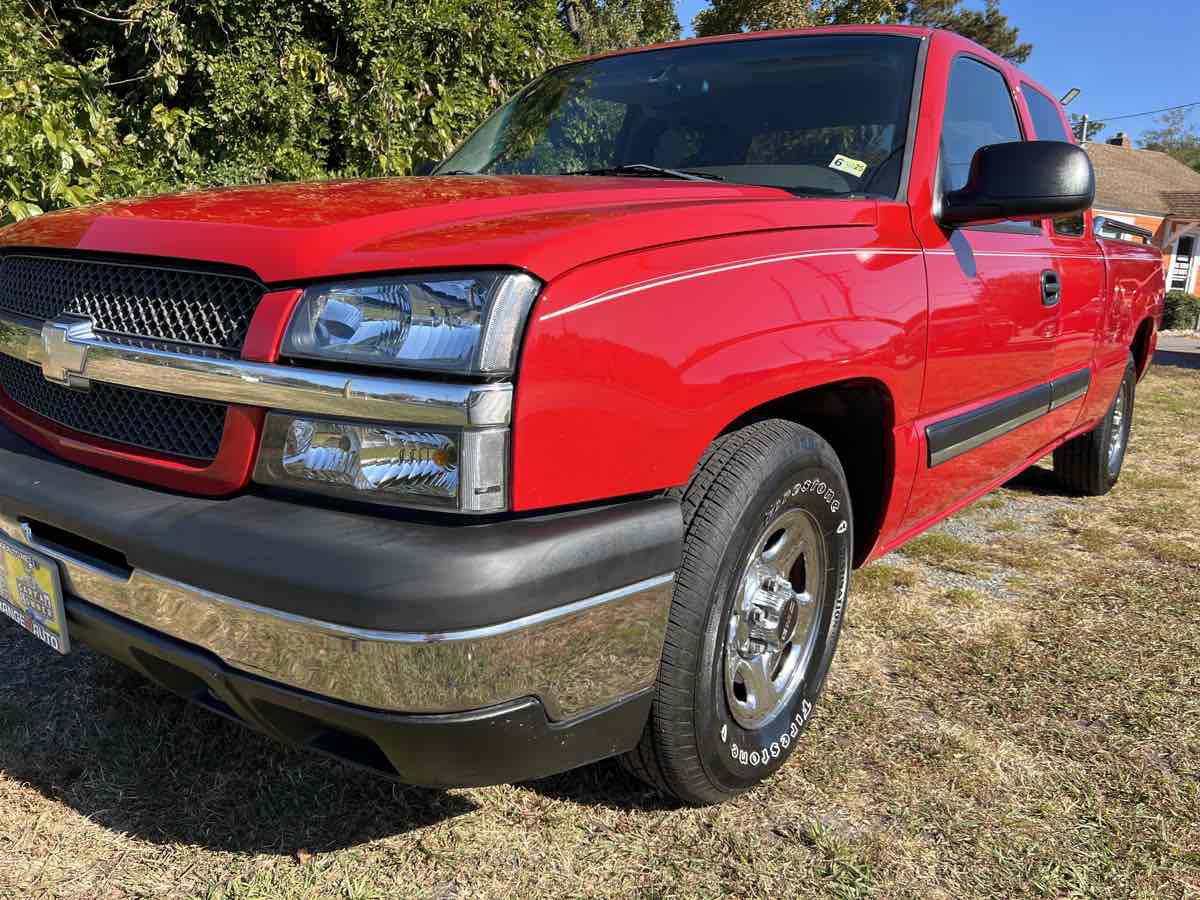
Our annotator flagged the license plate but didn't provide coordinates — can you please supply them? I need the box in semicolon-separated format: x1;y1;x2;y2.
0;534;69;654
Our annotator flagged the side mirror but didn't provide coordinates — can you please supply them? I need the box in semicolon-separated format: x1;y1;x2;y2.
939;140;1095;228
412;161;438;177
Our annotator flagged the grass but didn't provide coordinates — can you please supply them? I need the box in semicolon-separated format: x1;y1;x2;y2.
1;366;1199;899
937;586;985;609
897;532;988;576
852;563;918;594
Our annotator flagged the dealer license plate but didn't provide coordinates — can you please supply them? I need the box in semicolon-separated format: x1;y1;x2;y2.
0;534;69;654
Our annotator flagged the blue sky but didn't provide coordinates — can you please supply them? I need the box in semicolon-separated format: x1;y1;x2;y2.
674;0;1200;143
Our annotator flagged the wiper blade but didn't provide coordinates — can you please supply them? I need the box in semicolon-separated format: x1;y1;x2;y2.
564;163;724;182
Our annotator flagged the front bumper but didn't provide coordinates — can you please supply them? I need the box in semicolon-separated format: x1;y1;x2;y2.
68;597;654;787
0;421;681;726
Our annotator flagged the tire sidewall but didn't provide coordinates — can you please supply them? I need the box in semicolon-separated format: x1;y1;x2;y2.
692;449;853;794
1105;362;1135;482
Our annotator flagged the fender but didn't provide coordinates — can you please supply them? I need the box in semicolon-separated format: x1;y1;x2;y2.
512;202;929;512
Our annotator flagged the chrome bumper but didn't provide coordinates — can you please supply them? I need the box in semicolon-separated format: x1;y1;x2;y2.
0;515;674;720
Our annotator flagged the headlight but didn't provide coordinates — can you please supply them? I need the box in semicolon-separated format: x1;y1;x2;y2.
281;271;541;376
254;414;508;512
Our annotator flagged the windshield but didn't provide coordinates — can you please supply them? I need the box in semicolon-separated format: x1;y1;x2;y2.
437;34;921;198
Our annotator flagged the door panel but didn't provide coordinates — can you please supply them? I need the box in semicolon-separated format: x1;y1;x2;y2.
1019;85;1108;430
901;225;1060;528
1047;222;1107;427
1012;84;1104;434
920;227;1059;412
899;53;1062;532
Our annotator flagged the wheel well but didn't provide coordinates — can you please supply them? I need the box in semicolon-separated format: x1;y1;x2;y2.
1132;317;1155;379
721;379;894;567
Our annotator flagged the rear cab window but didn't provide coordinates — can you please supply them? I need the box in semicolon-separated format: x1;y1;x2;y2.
1021;83;1086;236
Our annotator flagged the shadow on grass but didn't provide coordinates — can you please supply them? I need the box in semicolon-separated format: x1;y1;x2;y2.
1001;463;1064;496
0;633;475;855
520;757;681;813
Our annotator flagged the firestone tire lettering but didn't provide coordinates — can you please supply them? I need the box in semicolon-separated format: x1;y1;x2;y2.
726;698;818;769
765;479;842;524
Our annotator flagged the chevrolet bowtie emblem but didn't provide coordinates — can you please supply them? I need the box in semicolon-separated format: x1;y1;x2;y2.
40;316;93;390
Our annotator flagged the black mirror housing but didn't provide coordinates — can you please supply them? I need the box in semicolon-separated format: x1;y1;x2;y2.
939;140;1095;228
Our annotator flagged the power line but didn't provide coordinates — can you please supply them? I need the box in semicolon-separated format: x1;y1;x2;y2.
1093;101;1200;122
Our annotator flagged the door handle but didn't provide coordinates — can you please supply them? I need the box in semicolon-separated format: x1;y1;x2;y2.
1040;269;1061;307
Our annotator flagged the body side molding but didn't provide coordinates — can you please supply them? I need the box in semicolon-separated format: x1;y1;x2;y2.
926;367;1091;467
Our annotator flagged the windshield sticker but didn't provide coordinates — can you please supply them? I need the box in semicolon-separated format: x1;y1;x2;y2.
830;155;867;178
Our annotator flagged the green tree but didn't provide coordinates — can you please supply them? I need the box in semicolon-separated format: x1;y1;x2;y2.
693;0;897;36
902;0;1032;63
1141;108;1200;172
2;0;574;224
562;0;680;53
1070;114;1106;143
0;0;155;221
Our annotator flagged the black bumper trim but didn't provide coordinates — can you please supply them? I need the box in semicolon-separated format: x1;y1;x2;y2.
66;596;651;788
0;421;682;633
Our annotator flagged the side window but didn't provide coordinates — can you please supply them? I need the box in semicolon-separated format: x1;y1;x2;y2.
941;57;1023;194
1021;84;1070;141
1022;84;1085;237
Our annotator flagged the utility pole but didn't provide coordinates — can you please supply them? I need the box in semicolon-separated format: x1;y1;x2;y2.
1080;114;1090;144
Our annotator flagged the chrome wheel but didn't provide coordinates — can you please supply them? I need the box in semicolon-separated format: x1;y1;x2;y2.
724;509;826;730
1107;384;1128;475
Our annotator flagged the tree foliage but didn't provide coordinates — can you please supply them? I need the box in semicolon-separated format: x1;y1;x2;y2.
902;0;1031;63
561;0;680;54
1141;108;1200;173
2;0;573;224
691;0;1033;68
0;1;145;221
1164;290;1200;326
694;0;897;36
1070;113;1106;143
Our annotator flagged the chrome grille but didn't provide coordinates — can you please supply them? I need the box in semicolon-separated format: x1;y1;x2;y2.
0;354;226;461
0;254;263;352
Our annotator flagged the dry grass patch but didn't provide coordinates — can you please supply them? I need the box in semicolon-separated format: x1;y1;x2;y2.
1145;537;1200;566
937;586;986;609
969;496;1008;512
898;532;987;575
0;367;1198;899
852;563;918;594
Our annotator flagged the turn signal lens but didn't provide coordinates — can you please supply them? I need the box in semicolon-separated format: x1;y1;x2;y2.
253;414;508;512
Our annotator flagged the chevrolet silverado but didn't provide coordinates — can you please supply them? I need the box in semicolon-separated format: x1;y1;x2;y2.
0;25;1164;804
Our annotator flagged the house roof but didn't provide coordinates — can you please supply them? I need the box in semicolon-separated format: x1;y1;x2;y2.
1086;141;1200;218
1163;192;1200;219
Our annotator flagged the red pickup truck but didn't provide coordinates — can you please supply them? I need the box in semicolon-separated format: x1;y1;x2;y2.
0;25;1163;805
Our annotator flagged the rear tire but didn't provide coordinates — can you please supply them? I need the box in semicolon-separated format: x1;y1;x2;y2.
1053;354;1135;496
621;420;853;805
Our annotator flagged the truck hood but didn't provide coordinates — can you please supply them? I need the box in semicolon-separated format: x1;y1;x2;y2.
0;176;876;285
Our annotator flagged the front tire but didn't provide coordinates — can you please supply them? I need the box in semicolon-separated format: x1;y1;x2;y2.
622;420;853;805
1053;354;1135;496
